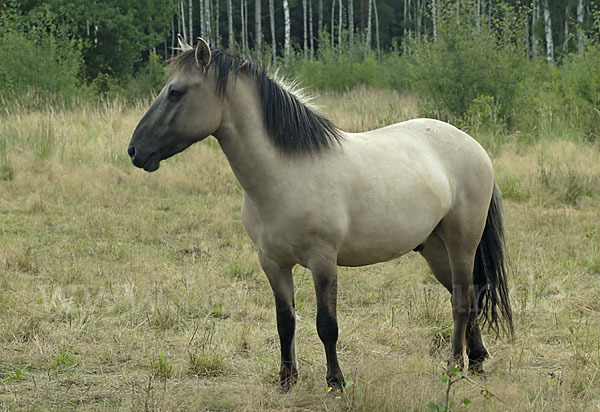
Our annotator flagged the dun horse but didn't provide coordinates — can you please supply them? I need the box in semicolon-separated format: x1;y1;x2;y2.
128;36;513;391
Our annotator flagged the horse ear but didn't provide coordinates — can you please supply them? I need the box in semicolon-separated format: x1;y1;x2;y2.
195;37;211;67
177;34;193;51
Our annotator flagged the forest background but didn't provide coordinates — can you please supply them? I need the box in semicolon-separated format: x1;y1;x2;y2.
1;0;600;142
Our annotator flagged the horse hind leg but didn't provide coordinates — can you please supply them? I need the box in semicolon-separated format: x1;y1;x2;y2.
420;232;489;372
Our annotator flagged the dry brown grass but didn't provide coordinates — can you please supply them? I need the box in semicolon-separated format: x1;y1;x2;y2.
0;89;599;411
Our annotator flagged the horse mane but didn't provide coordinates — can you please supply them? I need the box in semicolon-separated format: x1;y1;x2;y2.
168;49;343;154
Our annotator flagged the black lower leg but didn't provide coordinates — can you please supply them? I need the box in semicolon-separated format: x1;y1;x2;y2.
466;317;488;373
276;302;297;390
316;310;345;390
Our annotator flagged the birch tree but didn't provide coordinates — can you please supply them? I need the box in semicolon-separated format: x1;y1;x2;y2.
188;0;193;43
199;0;204;38
365;0;372;54
348;0;354;45
338;0;343;51
180;1;187;41
255;0;262;54
532;0;539;60
228;0;234;49
303;0;308;58
373;0;380;58
284;0;290;66
269;0;276;62
543;0;554;65
309;0;314;58
318;0;323;38
577;0;585;53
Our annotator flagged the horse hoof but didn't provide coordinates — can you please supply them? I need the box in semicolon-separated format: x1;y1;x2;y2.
326;375;345;394
279;368;298;392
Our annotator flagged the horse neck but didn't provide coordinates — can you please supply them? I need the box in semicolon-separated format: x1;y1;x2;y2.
213;75;282;198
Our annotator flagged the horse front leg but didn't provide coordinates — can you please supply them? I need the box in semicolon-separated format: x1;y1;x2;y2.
309;258;345;391
259;252;298;391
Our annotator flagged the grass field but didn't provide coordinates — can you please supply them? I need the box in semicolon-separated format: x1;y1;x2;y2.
1;89;599;411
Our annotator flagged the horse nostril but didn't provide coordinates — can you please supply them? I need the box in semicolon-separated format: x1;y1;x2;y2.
128;144;135;158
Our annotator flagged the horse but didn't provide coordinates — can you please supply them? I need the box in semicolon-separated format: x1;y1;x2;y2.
128;36;513;391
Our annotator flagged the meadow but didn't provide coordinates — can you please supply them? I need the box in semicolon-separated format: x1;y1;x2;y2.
0;89;599;411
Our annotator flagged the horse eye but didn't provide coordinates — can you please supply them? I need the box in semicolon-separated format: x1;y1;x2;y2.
168;89;184;100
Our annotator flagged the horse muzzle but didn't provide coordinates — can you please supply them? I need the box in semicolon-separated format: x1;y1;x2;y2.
128;144;161;172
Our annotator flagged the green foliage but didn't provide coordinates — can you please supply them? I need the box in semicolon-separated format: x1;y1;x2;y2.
148;351;174;379
0;4;86;103
291;34;391;92
401;23;526;127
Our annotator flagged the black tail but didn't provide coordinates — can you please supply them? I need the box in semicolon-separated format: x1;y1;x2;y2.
474;183;514;339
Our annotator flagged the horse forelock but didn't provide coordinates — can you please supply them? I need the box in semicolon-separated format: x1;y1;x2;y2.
168;48;342;154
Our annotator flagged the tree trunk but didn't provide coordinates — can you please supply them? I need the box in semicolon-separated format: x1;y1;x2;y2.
189;0;193;44
206;0;212;44
318;0;323;38
543;0;554;65
563;6;569;53
373;0;379;58
338;0;343;51
433;0;437;38
256;0;262;54
476;0;480;31
270;0;276;62
228;0;234;49
331;0;335;48
577;0;585;53
171;18;176;58
532;0;539;60
284;0;290;65
180;1;188;41
348;0;354;45
365;0;372;54
309;0;314;58
241;0;246;53
215;0;220;47
199;0;205;38
303;0;308;58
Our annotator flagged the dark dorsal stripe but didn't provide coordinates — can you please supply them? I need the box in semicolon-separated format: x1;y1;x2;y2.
169;49;343;154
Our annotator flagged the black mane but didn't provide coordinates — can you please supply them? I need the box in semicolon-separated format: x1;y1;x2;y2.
169;49;343;154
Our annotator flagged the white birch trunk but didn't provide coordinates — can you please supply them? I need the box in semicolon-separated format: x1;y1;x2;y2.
256;0;262;53
532;0;539;60
171;18;176;58
269;0;276;62
200;0;205;38
374;0;379;58
433;0;437;38
215;0;220;47
241;0;246;52
331;0;335;48
338;0;343;51
284;0;290;65
205;0;211;44
543;0;554;65
476;0;480;31
365;0;372;54
318;0;323;38
577;0;585;53
348;0;354;45
189;0;193;43
228;0;234;48
244;0;248;51
180;1;188;41
303;0;308;57
563;6;569;53
309;0;314;58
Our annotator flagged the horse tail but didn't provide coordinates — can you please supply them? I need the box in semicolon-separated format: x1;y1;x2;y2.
473;182;514;339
